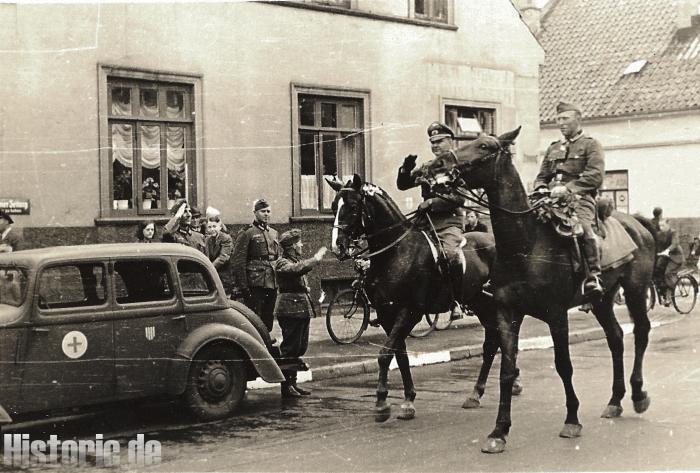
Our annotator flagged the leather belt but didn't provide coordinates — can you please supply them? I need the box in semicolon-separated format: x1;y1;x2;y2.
251;255;276;261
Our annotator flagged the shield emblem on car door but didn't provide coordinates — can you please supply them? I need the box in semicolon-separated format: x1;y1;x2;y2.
145;326;155;341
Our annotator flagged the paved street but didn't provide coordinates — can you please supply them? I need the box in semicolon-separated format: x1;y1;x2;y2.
5;303;698;472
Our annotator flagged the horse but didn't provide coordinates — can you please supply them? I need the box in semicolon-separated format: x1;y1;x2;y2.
326;175;515;421
414;127;656;453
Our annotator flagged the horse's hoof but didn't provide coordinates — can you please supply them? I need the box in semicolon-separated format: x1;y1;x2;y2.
559;423;583;438
374;403;391;422
397;402;415;420
512;381;523;396
481;437;506;454
601;404;623;418
633;393;651;414
462;397;481;409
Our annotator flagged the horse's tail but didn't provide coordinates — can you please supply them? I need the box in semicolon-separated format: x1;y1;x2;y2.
633;213;658;273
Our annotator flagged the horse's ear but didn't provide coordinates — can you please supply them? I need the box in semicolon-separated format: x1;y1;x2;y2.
351;173;363;190
498;126;521;147
324;175;343;192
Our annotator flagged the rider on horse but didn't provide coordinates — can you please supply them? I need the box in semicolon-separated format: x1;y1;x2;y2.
534;101;605;298
397;122;467;303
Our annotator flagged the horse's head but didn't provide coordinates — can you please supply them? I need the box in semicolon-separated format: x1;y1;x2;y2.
326;174;366;259
416;127;521;191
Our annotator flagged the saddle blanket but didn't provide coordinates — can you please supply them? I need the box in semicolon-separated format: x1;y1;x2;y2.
600;216;637;270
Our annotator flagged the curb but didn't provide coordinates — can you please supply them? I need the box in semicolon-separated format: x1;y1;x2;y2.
248;318;668;390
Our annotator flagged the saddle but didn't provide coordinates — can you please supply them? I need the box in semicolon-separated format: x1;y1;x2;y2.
530;194;637;272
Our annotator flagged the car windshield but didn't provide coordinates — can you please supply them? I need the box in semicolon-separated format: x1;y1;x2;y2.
0;265;28;308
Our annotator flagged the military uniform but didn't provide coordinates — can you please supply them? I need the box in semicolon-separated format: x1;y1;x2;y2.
162;206;206;254
397;122;466;301
273;229;321;398
534;101;605;294
232;220;280;331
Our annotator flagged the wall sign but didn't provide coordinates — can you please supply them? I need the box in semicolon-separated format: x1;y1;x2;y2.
0;199;30;215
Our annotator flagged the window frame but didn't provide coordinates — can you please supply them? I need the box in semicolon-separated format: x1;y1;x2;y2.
601;170;630;214
36;262;109;314
441;98;501;144
411;0;451;24
290;84;371;217
98;65;204;220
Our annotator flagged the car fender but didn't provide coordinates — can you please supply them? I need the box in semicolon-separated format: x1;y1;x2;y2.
168;323;285;395
0;404;12;424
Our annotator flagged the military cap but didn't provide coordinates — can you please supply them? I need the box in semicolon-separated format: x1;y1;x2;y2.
190;206;202;218
254;199;270;211
556;101;582;115
0;210;14;224
427;122;455;142
279;228;302;247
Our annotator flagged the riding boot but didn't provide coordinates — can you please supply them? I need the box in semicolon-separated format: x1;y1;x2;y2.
446;250;464;307
581;235;603;298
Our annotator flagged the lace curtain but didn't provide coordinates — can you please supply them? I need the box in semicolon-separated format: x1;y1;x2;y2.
111;124;185;171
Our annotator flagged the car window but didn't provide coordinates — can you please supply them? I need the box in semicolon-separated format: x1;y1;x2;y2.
114;260;172;304
38;263;107;310
0;266;28;308
177;260;215;298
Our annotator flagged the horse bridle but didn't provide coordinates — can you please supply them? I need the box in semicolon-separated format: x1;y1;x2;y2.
433;142;546;217
332;188;418;261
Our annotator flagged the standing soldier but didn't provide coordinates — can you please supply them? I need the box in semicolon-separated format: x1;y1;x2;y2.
273;229;327;398
232;199;280;332
534;101;605;298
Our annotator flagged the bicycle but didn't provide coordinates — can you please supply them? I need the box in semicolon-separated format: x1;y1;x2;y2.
325;261;440;344
614;267;698;314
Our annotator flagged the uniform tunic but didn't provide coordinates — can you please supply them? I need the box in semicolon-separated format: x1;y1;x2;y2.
273;250;321;379
231;221;280;331
534;131;605;224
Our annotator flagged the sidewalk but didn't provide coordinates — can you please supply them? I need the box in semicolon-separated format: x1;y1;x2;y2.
251;306;681;388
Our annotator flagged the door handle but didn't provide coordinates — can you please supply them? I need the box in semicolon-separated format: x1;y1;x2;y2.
172;314;189;331
31;327;50;333
172;315;186;320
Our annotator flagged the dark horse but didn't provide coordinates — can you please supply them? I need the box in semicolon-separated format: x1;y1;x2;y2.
416;127;656;453
327;175;510;420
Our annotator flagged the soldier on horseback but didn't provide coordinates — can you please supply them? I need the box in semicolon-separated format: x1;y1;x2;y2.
397;122;467;304
534;101;605;298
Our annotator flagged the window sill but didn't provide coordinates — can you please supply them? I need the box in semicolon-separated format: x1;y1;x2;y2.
289;215;336;223
95;216;172;226
264;1;458;30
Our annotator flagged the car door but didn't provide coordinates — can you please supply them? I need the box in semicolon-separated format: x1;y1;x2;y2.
112;257;185;398
19;261;115;413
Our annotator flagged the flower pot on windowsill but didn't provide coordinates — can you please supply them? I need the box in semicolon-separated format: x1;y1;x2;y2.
115;199;129;210
142;199;153;210
167;199;176;209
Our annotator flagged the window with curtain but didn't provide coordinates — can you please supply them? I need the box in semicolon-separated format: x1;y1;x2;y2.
296;94;365;214
108;78;194;216
414;0;448;23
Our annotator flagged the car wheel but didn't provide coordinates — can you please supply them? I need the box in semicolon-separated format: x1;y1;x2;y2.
184;344;247;421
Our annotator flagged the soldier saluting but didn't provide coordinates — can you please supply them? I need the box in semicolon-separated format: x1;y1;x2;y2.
534;101;605;298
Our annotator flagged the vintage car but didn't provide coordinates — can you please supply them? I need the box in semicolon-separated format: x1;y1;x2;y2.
0;243;284;425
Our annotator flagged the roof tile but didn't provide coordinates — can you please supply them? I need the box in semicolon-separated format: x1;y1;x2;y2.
539;0;700;122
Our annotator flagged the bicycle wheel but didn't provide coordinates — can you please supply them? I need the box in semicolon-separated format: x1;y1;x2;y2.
672;275;697;314
326;288;369;344
409;313;438;338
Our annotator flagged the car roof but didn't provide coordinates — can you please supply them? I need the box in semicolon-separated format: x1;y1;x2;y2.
0;243;208;267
